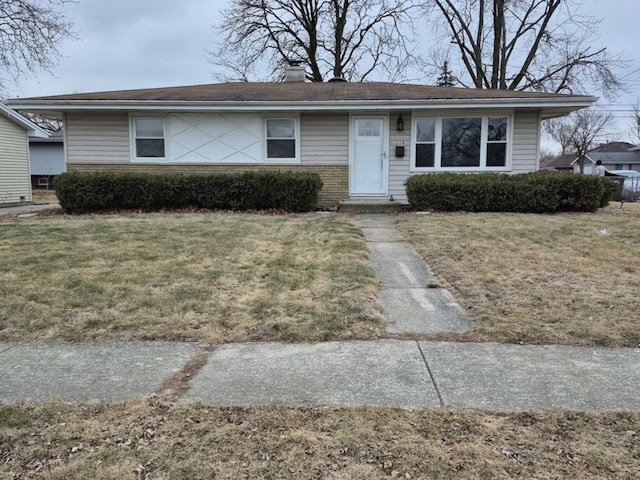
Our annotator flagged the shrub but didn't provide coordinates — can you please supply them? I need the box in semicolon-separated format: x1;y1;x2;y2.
54;171;323;214
405;172;616;213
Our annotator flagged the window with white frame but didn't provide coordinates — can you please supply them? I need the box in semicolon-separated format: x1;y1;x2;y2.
133;118;165;159
415;117;436;168
486;117;508;166
413;115;510;170
266;118;296;160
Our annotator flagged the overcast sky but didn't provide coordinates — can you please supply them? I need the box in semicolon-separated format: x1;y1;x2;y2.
6;0;640;147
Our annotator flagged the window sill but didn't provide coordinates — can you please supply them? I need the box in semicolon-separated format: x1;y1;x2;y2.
410;166;511;173
132;157;168;162
264;158;300;164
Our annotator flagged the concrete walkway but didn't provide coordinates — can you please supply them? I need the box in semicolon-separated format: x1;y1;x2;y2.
358;214;472;334
1;210;639;412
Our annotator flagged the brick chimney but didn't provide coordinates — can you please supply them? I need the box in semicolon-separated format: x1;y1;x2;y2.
284;60;305;82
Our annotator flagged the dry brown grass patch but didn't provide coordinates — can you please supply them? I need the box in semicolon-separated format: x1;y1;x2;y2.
0;213;384;343
396;202;640;347
1;401;639;479
31;190;58;204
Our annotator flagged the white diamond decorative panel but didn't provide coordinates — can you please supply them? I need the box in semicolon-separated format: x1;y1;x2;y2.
168;114;263;162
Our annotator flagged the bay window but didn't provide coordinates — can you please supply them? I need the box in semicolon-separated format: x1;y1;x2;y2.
413;115;510;170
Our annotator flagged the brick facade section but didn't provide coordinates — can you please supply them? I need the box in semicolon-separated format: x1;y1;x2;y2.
67;163;349;208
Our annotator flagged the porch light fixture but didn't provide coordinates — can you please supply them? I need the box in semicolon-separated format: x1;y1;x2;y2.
397;115;404;131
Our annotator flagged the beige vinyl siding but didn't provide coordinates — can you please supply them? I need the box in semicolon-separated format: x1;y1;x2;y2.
300;113;348;164
511;110;540;173
0;116;31;204
388;113;412;203
65;112;350;166
65;112;130;164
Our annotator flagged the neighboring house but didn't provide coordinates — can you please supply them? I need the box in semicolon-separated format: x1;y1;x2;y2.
571;142;640;174
7;76;595;206
539;154;574;172
29;131;65;189
590;142;637;153
0;103;48;206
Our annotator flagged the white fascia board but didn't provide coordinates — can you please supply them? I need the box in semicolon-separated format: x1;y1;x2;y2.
7;96;597;113
0;103;49;137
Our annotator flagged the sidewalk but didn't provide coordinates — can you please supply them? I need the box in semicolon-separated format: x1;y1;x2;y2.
0;202;61;216
1;340;639;411
1;211;639;411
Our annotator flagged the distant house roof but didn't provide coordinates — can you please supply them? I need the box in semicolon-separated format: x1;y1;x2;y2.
29;131;64;144
588;142;638;153
571;151;640;166
5;82;596;117
0;103;48;138
540;154;575;170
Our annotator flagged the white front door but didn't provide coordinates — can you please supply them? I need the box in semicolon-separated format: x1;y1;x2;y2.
350;116;387;195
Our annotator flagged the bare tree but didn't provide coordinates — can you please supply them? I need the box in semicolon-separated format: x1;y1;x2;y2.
424;0;624;96
538;147;555;163
19;111;63;132
211;0;418;82
0;0;75;91
545;108;613;173
544;116;574;155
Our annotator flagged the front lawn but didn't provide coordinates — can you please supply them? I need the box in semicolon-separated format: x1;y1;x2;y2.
397;202;640;347
3;202;639;347
0;213;384;343
1;401;639;479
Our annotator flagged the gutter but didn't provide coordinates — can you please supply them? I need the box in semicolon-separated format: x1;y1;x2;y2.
5;96;597;112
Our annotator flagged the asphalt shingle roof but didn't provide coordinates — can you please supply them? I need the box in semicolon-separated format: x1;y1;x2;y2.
20;82;591;102
587;152;640;165
588;142;638;153
540;154;575;170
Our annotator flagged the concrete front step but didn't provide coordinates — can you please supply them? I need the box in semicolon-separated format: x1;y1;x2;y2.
339;198;404;213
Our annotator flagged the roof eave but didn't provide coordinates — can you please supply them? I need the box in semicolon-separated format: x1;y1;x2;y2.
0;103;49;137
6;96;597;114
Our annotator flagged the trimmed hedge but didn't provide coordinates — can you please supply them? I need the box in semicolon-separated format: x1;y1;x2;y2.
54;171;323;213
405;172;617;213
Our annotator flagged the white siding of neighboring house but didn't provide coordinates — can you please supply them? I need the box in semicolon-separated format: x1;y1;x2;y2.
30;142;65;175
0;115;31;204
573;159;595;174
300;113;348;165
65;113;130;163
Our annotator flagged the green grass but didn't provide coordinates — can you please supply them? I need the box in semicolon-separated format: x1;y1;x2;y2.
0;213;384;343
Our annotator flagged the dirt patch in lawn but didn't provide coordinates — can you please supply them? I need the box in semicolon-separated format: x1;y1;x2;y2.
1;401;639;479
396;202;640;347
0;212;384;343
31;190;58;205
